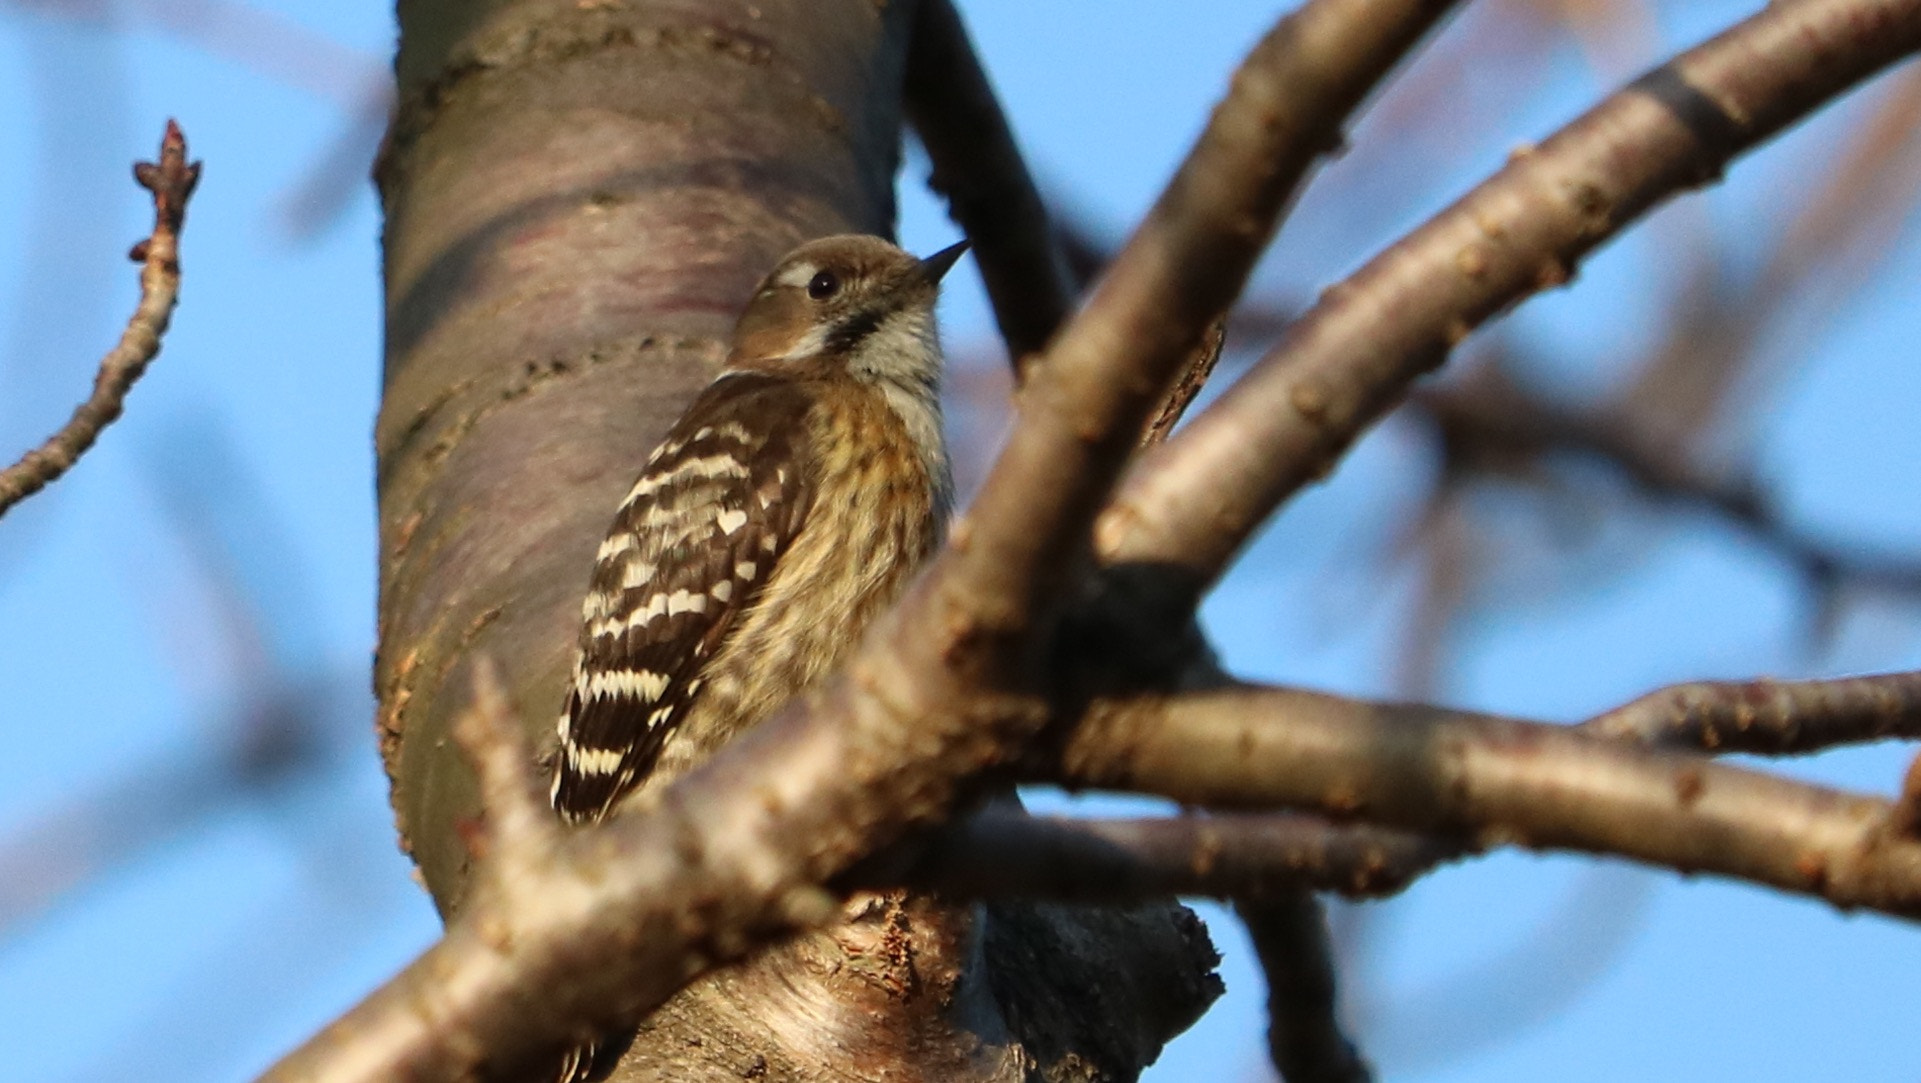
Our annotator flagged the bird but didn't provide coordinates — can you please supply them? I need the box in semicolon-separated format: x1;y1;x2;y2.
546;234;965;1080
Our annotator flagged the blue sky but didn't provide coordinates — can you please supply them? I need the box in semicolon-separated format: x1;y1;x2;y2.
0;2;1917;1080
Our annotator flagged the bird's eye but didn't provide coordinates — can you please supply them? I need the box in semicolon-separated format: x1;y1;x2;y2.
806;270;840;300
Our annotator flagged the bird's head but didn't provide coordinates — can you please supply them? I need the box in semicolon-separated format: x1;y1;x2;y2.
727;234;968;391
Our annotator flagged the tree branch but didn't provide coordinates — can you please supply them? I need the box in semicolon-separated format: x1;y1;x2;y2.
1414;371;1921;602
1240;894;1373;1083
262;656;1921;1076
1581;671;1921;752
930;671;1921;911
904;0;1072;370
944;0;1460;637
908;810;1457;902
453;657;555;865
1061;682;1921;919
0;119;199;518
1100;0;1921;591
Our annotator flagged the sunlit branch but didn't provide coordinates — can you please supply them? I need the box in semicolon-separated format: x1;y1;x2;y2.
1102;0;1921;593
1062;682;1921;919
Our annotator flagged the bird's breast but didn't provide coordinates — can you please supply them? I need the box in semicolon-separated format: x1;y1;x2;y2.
662;386;945;773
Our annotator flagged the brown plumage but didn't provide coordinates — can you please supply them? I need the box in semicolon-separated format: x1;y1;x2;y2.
548;235;963;1079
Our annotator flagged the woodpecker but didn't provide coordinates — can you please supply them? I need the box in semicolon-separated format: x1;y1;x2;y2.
546;235;963;1078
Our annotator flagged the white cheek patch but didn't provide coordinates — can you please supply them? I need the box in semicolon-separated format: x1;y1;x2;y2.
774;262;820;289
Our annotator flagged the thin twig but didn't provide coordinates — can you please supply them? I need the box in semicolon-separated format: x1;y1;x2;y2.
1239;894;1374;1083
0;119;200;518
1416;373;1921;600
904;0;1073;372
1582;671;1921;752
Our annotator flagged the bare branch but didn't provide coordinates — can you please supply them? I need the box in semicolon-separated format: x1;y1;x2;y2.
1061;682;1921;919
909;810;1458;902
922;673;1921;909
953;0;1459;625
1101;0;1921;591
975;671;1921;908
1240;894;1373;1083
451;657;556;864
905;0;1073;369
260;659;1921;1074
268;656;955;1080
933;672;1921;913
1581;671;1921;752
0;119;199;517
1618;66;1921;449
1416;370;1921;601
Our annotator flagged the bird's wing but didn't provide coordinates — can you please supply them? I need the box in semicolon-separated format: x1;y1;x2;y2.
552;372;814;823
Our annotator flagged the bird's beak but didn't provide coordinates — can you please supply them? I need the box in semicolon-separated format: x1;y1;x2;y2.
918;239;971;284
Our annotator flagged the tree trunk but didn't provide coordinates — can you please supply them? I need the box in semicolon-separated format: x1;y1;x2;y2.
373;1;1219;1078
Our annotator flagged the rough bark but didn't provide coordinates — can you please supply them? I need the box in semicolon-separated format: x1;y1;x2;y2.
374;2;1214;1079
